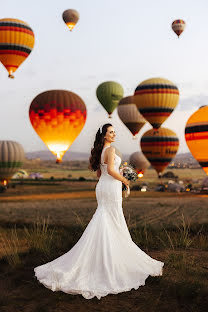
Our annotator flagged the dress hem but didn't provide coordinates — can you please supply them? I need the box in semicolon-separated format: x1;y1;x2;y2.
34;262;164;300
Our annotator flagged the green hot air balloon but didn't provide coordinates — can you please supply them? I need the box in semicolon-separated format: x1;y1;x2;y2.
96;81;124;118
0;141;25;185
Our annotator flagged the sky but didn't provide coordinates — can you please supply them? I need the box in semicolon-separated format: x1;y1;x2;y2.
1;0;208;158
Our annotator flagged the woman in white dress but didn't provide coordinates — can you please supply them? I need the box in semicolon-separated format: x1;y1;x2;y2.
34;123;164;300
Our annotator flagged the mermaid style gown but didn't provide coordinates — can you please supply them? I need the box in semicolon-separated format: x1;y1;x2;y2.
34;146;164;300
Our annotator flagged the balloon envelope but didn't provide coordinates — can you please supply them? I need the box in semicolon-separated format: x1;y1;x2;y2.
134;78;179;129
172;19;186;37
96;81;124;118
62;9;80;31
118;96;146;137
29;90;87;163
129;152;150;176
0;140;24;184
0;18;35;78
140;127;179;176
185;106;208;175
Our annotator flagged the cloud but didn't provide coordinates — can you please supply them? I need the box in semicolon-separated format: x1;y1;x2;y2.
178;94;208;111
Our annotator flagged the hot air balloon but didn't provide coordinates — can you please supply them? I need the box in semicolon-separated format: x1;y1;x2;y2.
12;169;28;179
117;96;146;138
0;141;24;185
29;90;87;163
140;127;179;176
62;9;80;31
129;152;150;178
96;81;124;118
0;18;35;78
185;106;208;175
172;19;186;38
134;78;179;129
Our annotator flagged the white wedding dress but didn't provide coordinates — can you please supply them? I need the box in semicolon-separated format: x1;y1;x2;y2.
34;146;164;300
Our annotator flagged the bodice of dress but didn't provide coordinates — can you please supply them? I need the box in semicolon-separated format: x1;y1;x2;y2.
100;146;121;176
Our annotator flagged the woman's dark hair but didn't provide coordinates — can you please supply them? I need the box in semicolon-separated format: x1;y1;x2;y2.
89;123;112;171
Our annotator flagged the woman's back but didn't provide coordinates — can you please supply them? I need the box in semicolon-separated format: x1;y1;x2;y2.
99;146;121;177
96;146;122;206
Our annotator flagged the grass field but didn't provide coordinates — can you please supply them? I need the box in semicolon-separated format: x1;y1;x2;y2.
0;168;208;311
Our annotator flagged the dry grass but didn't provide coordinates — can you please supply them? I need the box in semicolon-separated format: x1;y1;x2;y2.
1;225;23;267
24;215;55;257
0;170;207;311
0;218;207;312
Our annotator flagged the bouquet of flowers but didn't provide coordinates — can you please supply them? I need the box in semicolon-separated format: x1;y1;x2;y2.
120;162;138;197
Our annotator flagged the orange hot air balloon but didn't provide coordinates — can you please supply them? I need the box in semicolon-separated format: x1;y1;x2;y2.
62;9;80;31
134;78;179;129
140;127;179;176
0;18;35;78
185;106;208;175
172;19;186;38
29;90;87;163
117;96;146;138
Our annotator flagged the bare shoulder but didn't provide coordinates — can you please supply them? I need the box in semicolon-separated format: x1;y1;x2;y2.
106;146;115;155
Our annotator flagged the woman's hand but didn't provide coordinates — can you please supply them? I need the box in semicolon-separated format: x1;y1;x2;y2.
122;177;130;188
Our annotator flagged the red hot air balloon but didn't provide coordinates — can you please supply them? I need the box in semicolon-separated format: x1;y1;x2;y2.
29;90;87;163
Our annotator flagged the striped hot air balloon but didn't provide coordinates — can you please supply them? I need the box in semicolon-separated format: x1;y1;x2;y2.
140;127;179;176
185;106;208;175
0;18;35;78
96;81;124;118
172;19;186;38
134;78;179;129
29;90;87;163
0;140;25;185
129;152;150;178
117;96;146;138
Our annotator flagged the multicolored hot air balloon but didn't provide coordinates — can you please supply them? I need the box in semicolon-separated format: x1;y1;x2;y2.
134;78;179;129
96;81;124;118
62;9;80;31
117;96;146;138
0;18;35;78
129;152;150;178
172;19;186;38
185;106;208;175
140;127;179;176
29;90;87;163
0;140;24;185
12;169;28;179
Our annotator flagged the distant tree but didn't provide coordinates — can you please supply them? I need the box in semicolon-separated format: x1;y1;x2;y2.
79;176;86;181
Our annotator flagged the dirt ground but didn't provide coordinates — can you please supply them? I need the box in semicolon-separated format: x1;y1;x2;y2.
1;182;208;312
1;189;208;228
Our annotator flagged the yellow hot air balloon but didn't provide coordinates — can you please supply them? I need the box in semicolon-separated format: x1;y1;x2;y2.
129;152;150;178
0;18;35;78
117;96;146;138
140;127;179;176
62;9;80;31
134;78;179;129
0;140;25;185
29;90;87;163
96;81;124;118
185;106;208;175
172;19;186;38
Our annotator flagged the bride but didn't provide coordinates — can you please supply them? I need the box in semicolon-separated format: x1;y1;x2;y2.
34;123;164;300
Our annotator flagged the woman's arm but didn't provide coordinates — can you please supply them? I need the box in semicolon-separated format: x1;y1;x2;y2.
96;168;101;178
106;147;129;187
